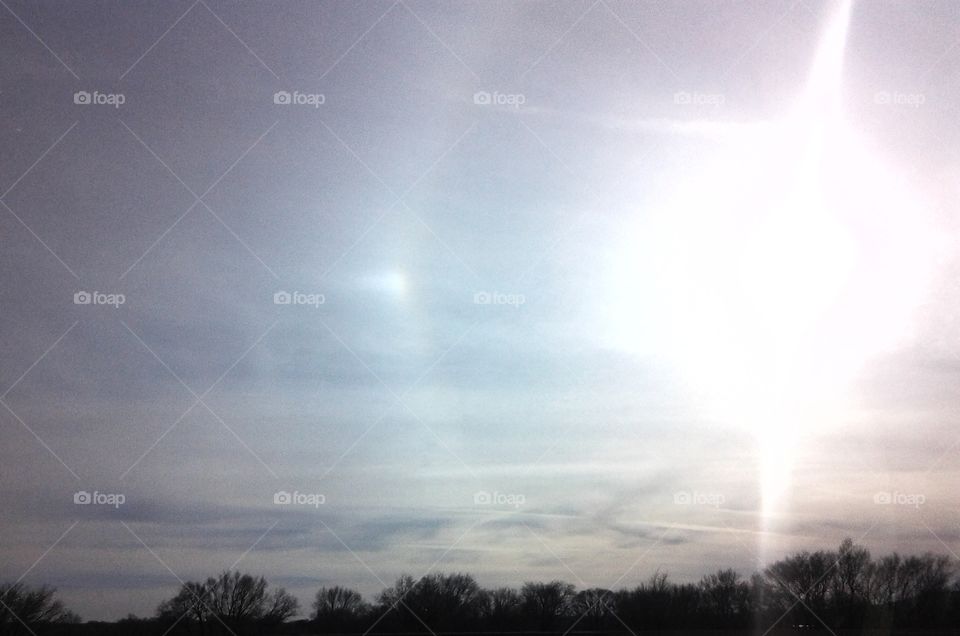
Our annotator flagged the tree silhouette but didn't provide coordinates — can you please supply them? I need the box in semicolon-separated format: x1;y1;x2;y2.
477;587;521;629
14;537;960;635
155;570;297;635
0;583;79;635
699;569;750;626
570;588;614;630
520;580;575;630
313;585;367;631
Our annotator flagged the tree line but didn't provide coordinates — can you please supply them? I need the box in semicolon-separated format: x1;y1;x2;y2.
4;538;960;635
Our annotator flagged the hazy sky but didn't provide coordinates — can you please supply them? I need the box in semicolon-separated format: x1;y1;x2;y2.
3;0;960;621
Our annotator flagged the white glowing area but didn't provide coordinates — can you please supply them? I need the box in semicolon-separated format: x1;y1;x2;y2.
362;270;410;298
604;1;942;521
380;270;409;296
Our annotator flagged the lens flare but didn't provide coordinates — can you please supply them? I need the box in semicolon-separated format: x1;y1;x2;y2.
604;0;942;537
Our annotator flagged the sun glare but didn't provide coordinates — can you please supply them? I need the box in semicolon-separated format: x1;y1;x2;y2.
363;270;410;298
605;0;942;526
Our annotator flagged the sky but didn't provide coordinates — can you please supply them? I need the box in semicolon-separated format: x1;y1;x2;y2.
2;0;960;622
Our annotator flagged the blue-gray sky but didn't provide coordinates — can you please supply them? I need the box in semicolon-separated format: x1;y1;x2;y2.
3;0;960;621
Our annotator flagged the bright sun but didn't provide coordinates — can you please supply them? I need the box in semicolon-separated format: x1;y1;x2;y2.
604;0;942;522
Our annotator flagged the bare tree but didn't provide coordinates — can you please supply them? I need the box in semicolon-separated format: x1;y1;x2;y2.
313;585;366;631
156;571;299;634
206;571;268;623
832;538;871;626
313;586;365;618
520;580;575;630
404;572;482;629
477;587;521;628
376;574;418;629
868;553;902;608
0;583;79;635
263;587;299;625
647;570;670;594
699;569;749;624
156;580;212;634
571;588;614;629
765;548;837;623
